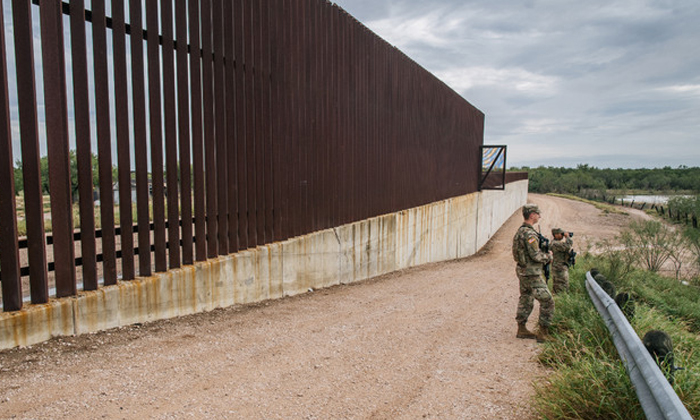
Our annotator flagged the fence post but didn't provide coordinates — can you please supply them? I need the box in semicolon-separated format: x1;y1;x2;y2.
70;0;98;291
41;0;77;298
0;0;22;311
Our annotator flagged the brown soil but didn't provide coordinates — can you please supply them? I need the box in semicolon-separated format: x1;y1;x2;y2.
0;194;650;419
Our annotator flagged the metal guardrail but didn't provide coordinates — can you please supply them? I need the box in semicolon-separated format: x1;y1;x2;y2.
586;271;693;420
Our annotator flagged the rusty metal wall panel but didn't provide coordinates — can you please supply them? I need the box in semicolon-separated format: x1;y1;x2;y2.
360;23;370;222
286;0;299;238
318;2;329;231
112;0;135;280
146;0;167;273
295;0;306;237
298;0;308;233
213;0;228;256
269;0;279;240
347;12;358;225
337;6;349;227
271;0;289;242
244;0;258;247
234;0;249;249
129;0;152;277
0;0;21;311
269;0;281;241
253;0;265;245
257;0;267;243
161;0;182;267
312;0;321;231
506;172;529;183
189;0;207;262
201;0;218;258
299;0;310;236
261;1;274;244
40;0;76;298
329;5;340;228
306;0;315;231
176;0;194;265
91;0;117;286
69;0;97;291
251;1;263;239
224;0;239;253
316;3;325;231
12;0;48;304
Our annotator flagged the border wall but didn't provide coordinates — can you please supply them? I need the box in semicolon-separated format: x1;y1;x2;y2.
0;180;527;350
1;0;485;312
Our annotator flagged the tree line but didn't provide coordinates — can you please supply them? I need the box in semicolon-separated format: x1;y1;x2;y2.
509;165;700;195
13;152;117;198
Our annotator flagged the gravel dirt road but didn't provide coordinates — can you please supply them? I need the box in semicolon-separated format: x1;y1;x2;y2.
0;194;650;419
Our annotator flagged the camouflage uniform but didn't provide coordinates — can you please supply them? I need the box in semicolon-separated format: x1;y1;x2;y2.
550;231;573;294
512;223;554;327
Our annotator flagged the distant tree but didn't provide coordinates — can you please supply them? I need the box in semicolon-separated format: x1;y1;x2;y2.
511;165;700;195
13;163;22;195
14;152;109;199
643;173;672;191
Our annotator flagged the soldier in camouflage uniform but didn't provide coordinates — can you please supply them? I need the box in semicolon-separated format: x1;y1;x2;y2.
512;203;554;342
550;228;573;294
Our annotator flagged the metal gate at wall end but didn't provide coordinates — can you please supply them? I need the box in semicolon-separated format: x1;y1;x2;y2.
479;145;507;191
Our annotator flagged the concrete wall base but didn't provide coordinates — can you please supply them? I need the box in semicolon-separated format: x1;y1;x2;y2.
0;180;528;350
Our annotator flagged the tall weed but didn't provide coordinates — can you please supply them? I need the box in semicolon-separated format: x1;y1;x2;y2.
619;220;680;272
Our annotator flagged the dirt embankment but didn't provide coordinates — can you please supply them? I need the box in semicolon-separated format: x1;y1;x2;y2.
0;194;648;419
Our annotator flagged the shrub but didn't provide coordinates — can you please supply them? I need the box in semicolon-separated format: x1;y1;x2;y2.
618;220;687;273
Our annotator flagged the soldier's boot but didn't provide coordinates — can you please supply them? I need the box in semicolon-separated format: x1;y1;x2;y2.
516;322;537;340
536;325;550;343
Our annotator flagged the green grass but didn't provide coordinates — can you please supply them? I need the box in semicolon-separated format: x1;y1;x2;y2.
534;255;700;419
595;260;700;333
546;193;629;215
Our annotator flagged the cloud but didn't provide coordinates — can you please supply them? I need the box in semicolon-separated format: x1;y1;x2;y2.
656;84;700;96
518;118;569;135
434;66;559;96
365;9;466;50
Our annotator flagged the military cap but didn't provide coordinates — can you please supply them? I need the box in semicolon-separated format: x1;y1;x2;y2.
522;203;541;216
552;227;564;235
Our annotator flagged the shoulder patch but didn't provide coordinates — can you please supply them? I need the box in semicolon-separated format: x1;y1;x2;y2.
528;237;537;244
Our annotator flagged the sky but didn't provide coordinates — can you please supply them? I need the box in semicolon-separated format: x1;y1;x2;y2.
332;0;700;169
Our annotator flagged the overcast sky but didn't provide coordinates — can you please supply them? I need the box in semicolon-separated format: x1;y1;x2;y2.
332;0;700;169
